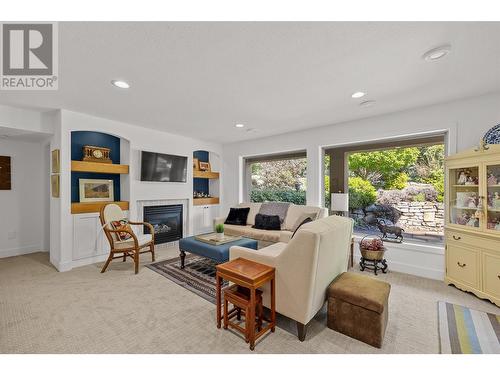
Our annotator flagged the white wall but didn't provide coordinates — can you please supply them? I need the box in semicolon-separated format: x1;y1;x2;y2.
222;92;500;211
0;138;50;258
221;92;500;280
51;109;223;271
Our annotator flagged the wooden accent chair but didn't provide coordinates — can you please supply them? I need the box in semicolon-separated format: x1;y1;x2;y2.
99;203;155;274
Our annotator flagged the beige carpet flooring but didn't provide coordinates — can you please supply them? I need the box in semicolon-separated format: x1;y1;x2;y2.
1;246;499;354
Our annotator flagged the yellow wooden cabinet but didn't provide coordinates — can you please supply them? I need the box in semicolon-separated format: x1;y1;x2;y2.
445;144;500;307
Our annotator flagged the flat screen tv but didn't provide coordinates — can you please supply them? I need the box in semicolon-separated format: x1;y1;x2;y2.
140;151;187;182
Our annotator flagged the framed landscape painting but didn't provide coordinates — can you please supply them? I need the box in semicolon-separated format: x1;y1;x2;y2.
79;178;114;202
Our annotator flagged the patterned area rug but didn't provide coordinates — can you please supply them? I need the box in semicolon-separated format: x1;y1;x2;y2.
146;255;227;303
438;301;500;354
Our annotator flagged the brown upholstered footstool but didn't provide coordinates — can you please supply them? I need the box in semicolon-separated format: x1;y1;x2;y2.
327;272;390;348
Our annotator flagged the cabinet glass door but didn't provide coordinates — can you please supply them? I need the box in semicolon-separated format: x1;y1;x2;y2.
486;163;500;232
449;166;481;229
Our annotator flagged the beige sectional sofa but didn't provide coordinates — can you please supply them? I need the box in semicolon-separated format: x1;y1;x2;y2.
215;202;328;247
229;214;354;340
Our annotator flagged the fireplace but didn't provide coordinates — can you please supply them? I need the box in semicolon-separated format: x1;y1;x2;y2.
143;204;183;244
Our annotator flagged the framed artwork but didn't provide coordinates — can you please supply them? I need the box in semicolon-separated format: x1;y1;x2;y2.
79;178;114;202
51;174;60;198
0;156;11;190
193;158;199;170
199;161;211;171
51;149;60;173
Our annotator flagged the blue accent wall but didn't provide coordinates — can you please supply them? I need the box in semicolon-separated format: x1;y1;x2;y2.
71;131;121;203
193;150;209;195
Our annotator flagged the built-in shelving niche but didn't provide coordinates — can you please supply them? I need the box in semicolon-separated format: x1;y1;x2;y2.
70;131;130;214
193;150;220;206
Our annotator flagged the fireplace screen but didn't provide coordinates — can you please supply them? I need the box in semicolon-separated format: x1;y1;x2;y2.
143;204;183;244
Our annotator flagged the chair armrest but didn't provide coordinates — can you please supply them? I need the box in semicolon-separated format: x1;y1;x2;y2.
128;221;155;243
229;246;278;267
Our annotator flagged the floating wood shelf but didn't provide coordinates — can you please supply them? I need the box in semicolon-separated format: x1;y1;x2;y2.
193;197;220;206
71;160;129;174
71;201;129;214
193;170;220;179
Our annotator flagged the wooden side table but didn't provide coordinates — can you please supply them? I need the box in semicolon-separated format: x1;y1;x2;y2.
216;257;276;351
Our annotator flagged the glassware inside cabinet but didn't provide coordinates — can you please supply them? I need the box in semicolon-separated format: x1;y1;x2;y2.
486;164;500;231
449;166;481;228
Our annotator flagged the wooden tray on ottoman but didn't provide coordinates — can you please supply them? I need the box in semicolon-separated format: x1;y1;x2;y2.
194;232;242;245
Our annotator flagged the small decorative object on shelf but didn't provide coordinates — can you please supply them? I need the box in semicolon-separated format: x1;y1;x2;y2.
482;124;500;145
457;170;468;185
376;219;404;243
193;158;199;170
82;145;112;163
215;223;224;240
193;190;211;198
198;161;211;171
487;172;498;185
359;235;387;275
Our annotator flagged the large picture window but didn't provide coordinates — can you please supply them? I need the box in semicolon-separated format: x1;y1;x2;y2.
244;151;307;205
325;136;445;245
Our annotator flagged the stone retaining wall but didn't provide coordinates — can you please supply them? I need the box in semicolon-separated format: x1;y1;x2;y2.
351;201;444;233
394;201;444;233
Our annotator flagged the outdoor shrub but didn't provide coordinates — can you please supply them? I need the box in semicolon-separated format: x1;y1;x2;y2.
386;172;408;190
413;192;426;202
348;177;377;209
377;183;438;204
250;189;306;205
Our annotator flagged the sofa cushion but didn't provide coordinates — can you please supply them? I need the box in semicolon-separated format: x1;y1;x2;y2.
290;212;318;232
259;202;291;224
237;202;262;226
253;214;281;230
225;207;250;226
224;224;282;243
284;205;321;231
291;216;313;239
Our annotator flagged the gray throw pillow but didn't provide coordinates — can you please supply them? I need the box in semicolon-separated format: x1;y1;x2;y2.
258;202;291;224
290;212;318;232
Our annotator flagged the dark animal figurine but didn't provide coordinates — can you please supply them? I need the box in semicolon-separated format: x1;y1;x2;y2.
376;219;404;243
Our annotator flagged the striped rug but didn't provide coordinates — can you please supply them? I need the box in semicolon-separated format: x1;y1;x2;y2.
438;301;500;354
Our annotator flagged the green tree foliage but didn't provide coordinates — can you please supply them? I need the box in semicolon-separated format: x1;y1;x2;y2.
348;177;377;209
251;159;307;191
348;147;420;189
410;144;445;202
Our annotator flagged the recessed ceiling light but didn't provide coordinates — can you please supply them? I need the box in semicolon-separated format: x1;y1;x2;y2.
351;91;366;99
111;80;130;89
235;123;245;128
360;100;376;107
422;44;451;61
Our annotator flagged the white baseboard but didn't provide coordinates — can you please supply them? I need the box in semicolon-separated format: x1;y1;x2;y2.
0;245;42;258
51;253;109;272
353;255;444;280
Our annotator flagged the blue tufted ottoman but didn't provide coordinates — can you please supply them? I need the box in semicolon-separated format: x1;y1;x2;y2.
178;236;258;268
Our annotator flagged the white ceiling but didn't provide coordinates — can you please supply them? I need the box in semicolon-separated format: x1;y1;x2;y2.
1;22;500;143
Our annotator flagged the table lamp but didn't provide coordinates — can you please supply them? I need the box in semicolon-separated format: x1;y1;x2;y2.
331;192;349;216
